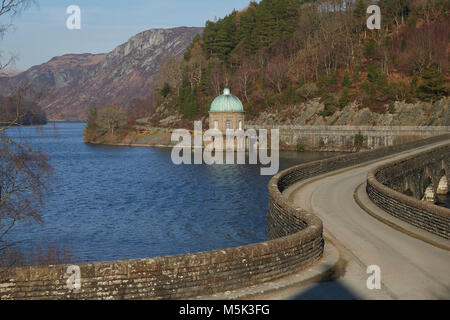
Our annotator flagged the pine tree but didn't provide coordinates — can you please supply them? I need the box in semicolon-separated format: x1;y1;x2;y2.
239;3;259;56
353;0;366;18
160;83;172;98
417;68;448;101
353;0;367;33
339;88;350;109
178;79;198;118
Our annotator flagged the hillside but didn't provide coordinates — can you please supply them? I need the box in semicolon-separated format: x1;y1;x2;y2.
141;0;448;128
0;27;203;120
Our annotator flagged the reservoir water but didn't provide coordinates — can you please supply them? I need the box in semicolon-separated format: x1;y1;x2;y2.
5;122;340;263
5;122;449;264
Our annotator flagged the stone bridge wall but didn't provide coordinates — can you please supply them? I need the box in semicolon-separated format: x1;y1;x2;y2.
246;125;450;151
371;145;449;200
1;134;449;300
267;135;450;238
367;143;450;239
0;230;323;300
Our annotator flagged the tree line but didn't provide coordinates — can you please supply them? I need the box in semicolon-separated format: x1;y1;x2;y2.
83;106;128;143
150;0;448;119
0;94;47;126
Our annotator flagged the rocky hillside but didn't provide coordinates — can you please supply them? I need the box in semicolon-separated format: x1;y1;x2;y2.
141;96;450;129
247;97;450;127
0;27;203;120
147;0;448;127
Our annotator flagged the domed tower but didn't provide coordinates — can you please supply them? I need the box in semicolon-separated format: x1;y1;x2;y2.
209;88;245;131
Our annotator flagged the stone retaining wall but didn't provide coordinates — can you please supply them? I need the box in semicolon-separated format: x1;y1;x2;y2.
367;144;450;239
247;125;450;151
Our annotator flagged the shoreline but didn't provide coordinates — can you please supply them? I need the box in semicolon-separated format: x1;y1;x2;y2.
85;139;355;153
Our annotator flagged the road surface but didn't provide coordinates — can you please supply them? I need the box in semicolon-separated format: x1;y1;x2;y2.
267;140;450;300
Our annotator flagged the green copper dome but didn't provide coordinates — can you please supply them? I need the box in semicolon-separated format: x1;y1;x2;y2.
210;88;244;113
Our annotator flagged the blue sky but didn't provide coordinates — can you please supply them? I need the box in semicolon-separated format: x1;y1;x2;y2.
0;0;252;70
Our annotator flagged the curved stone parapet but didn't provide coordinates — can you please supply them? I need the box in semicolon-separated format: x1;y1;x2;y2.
1;174;325;300
1;134;449;299
367;144;450;239
0;230;323;300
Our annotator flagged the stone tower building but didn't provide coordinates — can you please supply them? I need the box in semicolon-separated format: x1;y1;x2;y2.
209;88;245;131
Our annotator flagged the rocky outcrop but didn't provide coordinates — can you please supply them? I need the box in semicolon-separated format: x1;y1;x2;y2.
0;27;203;120
247;97;450;127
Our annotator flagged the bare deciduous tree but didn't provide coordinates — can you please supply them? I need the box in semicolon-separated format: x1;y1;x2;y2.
0;136;52;250
0;84;53;255
234;61;255;102
208;61;230;97
266;55;289;94
1;0;35;70
0;0;34;38
0;0;53;260
156;55;183;95
186;54;206;89
0;0;31;15
96;106;127;136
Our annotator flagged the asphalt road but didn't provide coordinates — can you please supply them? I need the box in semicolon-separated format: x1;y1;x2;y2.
270;140;450;300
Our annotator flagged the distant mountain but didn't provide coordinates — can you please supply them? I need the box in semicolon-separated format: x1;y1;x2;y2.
0;69;23;77
0;27;203;120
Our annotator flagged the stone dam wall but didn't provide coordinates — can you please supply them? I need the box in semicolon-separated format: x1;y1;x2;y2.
116;125;448;151
1;134;449;300
247;125;450;151
367;144;450;239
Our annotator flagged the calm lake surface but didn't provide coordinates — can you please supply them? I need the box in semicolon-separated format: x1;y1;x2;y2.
6;122;449;263
5;122;340;263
